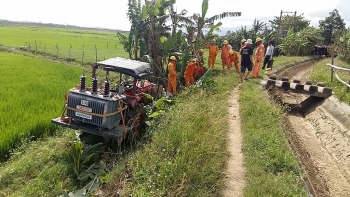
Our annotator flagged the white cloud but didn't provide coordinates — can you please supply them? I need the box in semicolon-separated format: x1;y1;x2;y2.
0;0;348;30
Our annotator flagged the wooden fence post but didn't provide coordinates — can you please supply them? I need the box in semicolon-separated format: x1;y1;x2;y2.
44;44;46;57
56;43;59;58
330;54;334;82
35;40;37;53
82;51;84;65
68;43;72;61
95;45;97;62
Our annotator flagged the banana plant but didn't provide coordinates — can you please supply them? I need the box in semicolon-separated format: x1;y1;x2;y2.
160;30;183;73
141;0;172;77
278;27;323;56
188;0;241;54
336;28;350;63
65;141;103;181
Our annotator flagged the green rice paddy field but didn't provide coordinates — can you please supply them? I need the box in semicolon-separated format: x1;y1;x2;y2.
0;25;128;63
0;52;82;157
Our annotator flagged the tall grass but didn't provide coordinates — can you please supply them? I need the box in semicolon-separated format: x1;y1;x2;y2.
0;52;81;158
0;25;128;63
310;57;350;104
0;130;77;196
121;72;239;196
239;80;307;196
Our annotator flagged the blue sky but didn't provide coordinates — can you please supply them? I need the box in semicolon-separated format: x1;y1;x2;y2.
1;0;349;32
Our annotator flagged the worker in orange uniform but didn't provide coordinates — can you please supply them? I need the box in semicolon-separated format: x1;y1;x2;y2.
193;58;205;80
221;40;230;70
252;37;265;78
184;59;197;87
167;56;178;97
228;50;240;72
205;39;219;68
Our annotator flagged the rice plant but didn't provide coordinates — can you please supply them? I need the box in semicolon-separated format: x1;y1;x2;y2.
0;52;82;158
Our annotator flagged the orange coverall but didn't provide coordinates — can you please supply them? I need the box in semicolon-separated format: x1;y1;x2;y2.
205;44;219;68
184;62;196;87
228;51;240;72
167;61;177;95
252;43;265;78
193;63;205;79
221;45;230;69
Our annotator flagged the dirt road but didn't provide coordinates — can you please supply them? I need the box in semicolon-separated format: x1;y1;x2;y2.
222;86;245;197
276;61;350;196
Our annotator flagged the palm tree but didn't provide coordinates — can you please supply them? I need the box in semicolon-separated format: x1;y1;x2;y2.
251;19;265;35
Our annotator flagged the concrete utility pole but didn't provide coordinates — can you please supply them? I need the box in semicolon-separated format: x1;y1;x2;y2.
278;10;297;39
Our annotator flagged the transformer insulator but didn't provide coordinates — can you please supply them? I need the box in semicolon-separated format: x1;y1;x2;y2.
92;78;98;94
80;75;86;92
103;80;110;97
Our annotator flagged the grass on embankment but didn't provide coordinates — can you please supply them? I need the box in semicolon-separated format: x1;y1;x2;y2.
272;56;316;70
239;80;307;196
0;130;77;196
0;52;81;158
310;57;350;105
112;56;307;196
120;71;239;196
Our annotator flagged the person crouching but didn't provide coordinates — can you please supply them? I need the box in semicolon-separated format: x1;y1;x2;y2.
228;49;240;72
184;58;197;87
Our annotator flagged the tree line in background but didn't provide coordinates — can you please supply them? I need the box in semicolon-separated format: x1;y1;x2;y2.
117;0;350;79
216;9;349;62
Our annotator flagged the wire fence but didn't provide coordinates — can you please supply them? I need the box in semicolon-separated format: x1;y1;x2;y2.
327;56;350;92
327;63;350;89
19;41;128;64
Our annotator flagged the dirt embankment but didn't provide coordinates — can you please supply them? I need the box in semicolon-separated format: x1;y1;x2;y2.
273;59;350;197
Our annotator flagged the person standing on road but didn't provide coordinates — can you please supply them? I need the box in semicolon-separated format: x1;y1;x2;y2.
262;41;274;69
251;37;265;78
240;39;254;83
167;56;178;97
